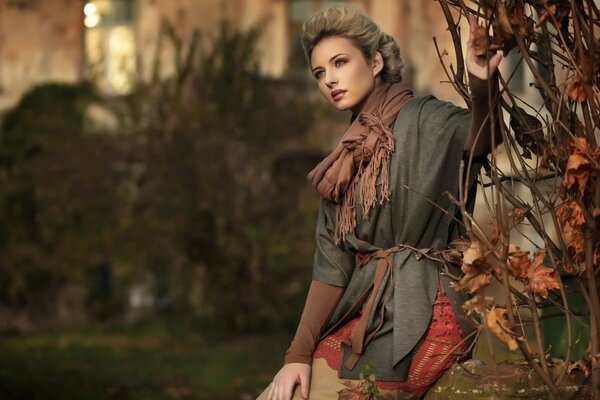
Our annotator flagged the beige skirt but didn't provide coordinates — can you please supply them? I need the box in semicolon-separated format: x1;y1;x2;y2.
256;358;417;400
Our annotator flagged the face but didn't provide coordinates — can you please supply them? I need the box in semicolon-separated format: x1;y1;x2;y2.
310;36;383;114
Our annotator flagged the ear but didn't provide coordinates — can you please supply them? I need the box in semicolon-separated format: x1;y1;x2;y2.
372;51;384;77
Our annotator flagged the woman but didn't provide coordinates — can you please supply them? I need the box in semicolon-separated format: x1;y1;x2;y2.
259;5;502;400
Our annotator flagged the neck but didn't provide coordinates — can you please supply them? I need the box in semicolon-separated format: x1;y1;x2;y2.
350;77;385;117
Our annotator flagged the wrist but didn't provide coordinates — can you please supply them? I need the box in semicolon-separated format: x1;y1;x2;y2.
284;354;313;365
469;71;499;99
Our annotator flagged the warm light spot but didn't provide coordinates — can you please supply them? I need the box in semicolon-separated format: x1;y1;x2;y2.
107;26;135;94
84;14;100;28
84;3;97;17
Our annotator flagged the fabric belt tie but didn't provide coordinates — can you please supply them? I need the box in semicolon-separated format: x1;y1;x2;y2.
343;245;403;370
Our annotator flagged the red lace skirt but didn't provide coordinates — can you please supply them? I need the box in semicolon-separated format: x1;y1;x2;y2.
312;283;466;397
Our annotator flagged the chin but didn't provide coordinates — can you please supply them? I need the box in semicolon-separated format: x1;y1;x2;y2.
332;100;355;112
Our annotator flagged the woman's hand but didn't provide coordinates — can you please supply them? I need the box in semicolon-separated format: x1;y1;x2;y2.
466;14;503;80
267;363;311;400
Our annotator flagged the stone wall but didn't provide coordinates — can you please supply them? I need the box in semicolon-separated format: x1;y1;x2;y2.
0;0;477;112
0;0;83;110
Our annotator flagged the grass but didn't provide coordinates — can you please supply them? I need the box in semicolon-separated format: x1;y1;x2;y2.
0;319;290;400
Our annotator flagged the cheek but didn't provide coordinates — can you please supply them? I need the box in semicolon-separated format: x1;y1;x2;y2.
318;82;331;100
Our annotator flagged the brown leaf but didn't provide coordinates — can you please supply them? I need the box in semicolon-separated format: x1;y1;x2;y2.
509;106;546;159
507;4;535;40
488;1;534;54
450;269;493;294
567;137;592;154
508;207;529;223
567;360;590;377
556;200;586;228
338;381;374;400
536;4;556;28
524;250;560;298
450;241;495;294
563;152;591;194
566;75;587;102
442;239;471;265
564;226;586;265
535;4;570;28
462;294;494;316
472;24;490;57
486;307;519;351
508;244;530;279
463;240;483;265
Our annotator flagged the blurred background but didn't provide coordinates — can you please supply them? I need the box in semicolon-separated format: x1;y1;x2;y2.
0;1;537;399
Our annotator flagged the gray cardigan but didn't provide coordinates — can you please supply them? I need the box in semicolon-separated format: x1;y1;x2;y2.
312;95;482;381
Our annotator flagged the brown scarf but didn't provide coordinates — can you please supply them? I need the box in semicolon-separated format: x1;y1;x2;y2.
308;82;414;243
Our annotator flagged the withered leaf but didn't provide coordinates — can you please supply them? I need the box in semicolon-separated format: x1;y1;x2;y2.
562;261;586;276
535;4;570;28
524;250;560;298
442;239;471;265
338;381;374;400
472;24;490;57
566;75;586;102
508;207;529;223
564;226;586;265
507;4;535;40
490;0;534;54
486;307;519;351
567;360;590;377
508;244;530;279
462;294;494;316
563;152;591;194
450;270;493;294
556;200;586;228
567;137;592;154
450;241;495;293
509;106;546;159
463;240;483;265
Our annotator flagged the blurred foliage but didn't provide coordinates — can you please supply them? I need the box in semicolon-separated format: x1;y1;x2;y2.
0;21;324;333
0;319;287;399
0;83;125;312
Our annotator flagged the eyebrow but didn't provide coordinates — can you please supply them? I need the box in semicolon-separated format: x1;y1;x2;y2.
311;53;348;73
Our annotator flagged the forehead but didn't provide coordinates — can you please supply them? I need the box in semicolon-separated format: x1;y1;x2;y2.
310;36;363;67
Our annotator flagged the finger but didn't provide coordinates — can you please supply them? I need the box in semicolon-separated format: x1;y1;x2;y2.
489;53;503;71
299;370;311;399
469;13;478;34
275;382;286;400
282;381;295;400
273;384;281;400
267;383;274;400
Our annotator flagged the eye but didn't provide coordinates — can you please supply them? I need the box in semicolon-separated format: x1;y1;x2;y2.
313;70;325;80
335;58;347;67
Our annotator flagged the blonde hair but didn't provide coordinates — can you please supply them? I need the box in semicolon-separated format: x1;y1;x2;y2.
301;5;404;83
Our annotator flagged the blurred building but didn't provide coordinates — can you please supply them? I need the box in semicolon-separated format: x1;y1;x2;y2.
0;0;533;111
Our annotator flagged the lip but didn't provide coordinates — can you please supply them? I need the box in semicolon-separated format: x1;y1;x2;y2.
331;89;346;101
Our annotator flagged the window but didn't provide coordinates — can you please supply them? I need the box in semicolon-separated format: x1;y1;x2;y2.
287;0;345;77
84;0;135;95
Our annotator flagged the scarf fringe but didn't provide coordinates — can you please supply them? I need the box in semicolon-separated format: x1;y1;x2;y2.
335;117;396;243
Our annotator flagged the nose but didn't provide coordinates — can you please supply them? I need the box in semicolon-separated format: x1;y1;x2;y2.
325;71;337;87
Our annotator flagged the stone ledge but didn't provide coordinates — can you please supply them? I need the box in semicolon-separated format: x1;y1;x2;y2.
424;360;590;399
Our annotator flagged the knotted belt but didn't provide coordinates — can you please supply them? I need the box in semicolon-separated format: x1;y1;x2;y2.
343;243;407;370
